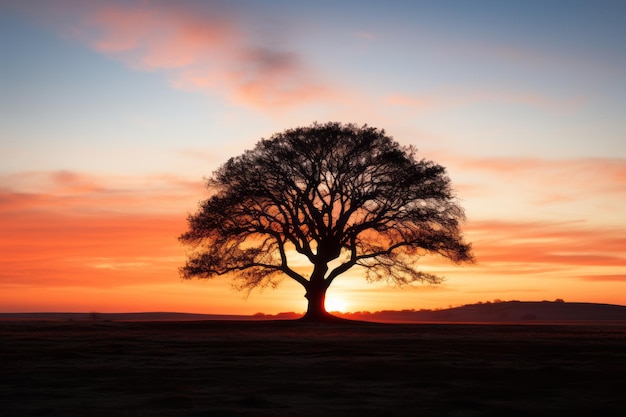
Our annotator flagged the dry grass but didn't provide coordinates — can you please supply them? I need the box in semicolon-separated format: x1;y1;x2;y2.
1;320;625;416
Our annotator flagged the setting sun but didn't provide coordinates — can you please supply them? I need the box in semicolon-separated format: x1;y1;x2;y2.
325;295;349;313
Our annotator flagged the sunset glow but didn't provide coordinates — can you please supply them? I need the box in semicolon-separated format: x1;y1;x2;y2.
325;294;350;314
1;1;625;314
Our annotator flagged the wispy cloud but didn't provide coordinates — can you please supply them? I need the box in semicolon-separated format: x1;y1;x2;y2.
418;154;626;282
578;275;626;282
454;156;626;197
466;220;626;272
0;209;185;288
428;154;626;227
0;171;203;214
58;1;331;108
7;0;332;109
0;170;199;288
0;171;195;288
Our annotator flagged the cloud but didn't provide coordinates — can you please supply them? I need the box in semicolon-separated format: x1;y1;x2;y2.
0;209;186;288
455;156;626;196
427;154;626;224
466;220;626;272
51;1;331;108
1;165;624;296
0;170;212;288
578;275;626;282
0;171;203;214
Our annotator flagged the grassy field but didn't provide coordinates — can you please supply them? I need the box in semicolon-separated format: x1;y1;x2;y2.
1;320;625;416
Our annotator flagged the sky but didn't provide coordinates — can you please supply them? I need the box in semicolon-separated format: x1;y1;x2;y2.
1;0;625;314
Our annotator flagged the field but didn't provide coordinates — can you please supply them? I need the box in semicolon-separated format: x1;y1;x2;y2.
1;320;625;416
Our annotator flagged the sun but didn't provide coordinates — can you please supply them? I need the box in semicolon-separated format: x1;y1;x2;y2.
325;294;349;313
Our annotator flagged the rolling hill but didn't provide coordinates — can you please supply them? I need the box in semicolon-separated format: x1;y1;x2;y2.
338;300;626;323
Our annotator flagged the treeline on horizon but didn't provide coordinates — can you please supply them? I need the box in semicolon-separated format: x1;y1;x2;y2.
253;299;567;317
253;299;626;322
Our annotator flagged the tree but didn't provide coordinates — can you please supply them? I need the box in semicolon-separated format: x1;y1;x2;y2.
179;122;474;321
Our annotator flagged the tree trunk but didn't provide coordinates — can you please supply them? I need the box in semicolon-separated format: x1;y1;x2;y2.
302;284;330;321
300;264;346;323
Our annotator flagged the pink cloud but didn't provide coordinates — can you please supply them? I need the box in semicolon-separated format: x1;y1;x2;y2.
431;154;626;213
412;155;626;282
466;220;626;270
0;171;203;214
61;1;331;108
458;156;626;194
86;3;236;68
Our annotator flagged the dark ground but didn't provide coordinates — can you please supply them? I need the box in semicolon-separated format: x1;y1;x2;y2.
1;320;625;416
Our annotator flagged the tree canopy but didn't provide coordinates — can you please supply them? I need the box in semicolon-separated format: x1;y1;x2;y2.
180;122;474;321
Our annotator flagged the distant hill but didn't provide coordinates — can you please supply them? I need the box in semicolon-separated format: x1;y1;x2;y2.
2;301;625;323
337;301;626;323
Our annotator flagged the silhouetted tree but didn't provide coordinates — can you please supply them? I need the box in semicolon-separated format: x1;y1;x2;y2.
180;122;474;321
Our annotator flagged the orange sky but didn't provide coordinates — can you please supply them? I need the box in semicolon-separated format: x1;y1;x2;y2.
1;167;624;314
1;1;625;314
